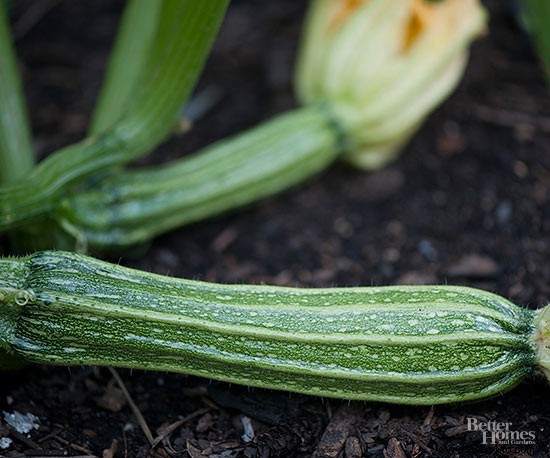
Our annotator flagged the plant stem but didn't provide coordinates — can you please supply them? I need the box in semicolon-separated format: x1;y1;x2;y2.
0;0;229;231
0;3;34;184
89;0;162;135
57;105;343;251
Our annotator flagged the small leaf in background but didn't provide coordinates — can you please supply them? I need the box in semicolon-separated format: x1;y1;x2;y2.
521;0;550;80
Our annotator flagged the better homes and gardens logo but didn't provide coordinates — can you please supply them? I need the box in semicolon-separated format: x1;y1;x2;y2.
466;417;536;448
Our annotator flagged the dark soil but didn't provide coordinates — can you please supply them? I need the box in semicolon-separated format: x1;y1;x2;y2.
1;0;549;457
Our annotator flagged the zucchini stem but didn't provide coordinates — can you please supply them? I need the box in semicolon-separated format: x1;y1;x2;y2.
534;304;550;381
89;0;162;135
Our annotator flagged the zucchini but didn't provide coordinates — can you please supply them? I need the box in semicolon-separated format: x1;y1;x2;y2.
57;105;342;251
1;251;548;405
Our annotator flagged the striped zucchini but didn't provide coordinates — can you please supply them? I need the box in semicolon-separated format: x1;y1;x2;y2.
56;105;342;251
0;251;548;405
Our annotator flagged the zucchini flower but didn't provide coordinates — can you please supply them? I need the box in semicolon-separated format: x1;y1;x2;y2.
295;0;487;170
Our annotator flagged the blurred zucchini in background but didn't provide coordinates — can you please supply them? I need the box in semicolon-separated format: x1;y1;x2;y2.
55;0;487;252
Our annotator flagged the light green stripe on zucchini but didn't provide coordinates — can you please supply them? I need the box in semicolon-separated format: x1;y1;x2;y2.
1;251;547;405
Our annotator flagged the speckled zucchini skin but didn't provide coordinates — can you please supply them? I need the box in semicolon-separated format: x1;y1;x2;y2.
0;251;537;405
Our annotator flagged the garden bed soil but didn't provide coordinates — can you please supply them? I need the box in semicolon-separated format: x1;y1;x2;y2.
1;0;549;457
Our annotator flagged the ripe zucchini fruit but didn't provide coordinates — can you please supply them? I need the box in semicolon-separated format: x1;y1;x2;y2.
1;251;548;405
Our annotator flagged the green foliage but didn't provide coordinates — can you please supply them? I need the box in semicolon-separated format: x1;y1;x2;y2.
0;0;229;244
523;0;550;79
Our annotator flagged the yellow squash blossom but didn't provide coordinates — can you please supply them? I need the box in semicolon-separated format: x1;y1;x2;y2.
295;0;487;170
